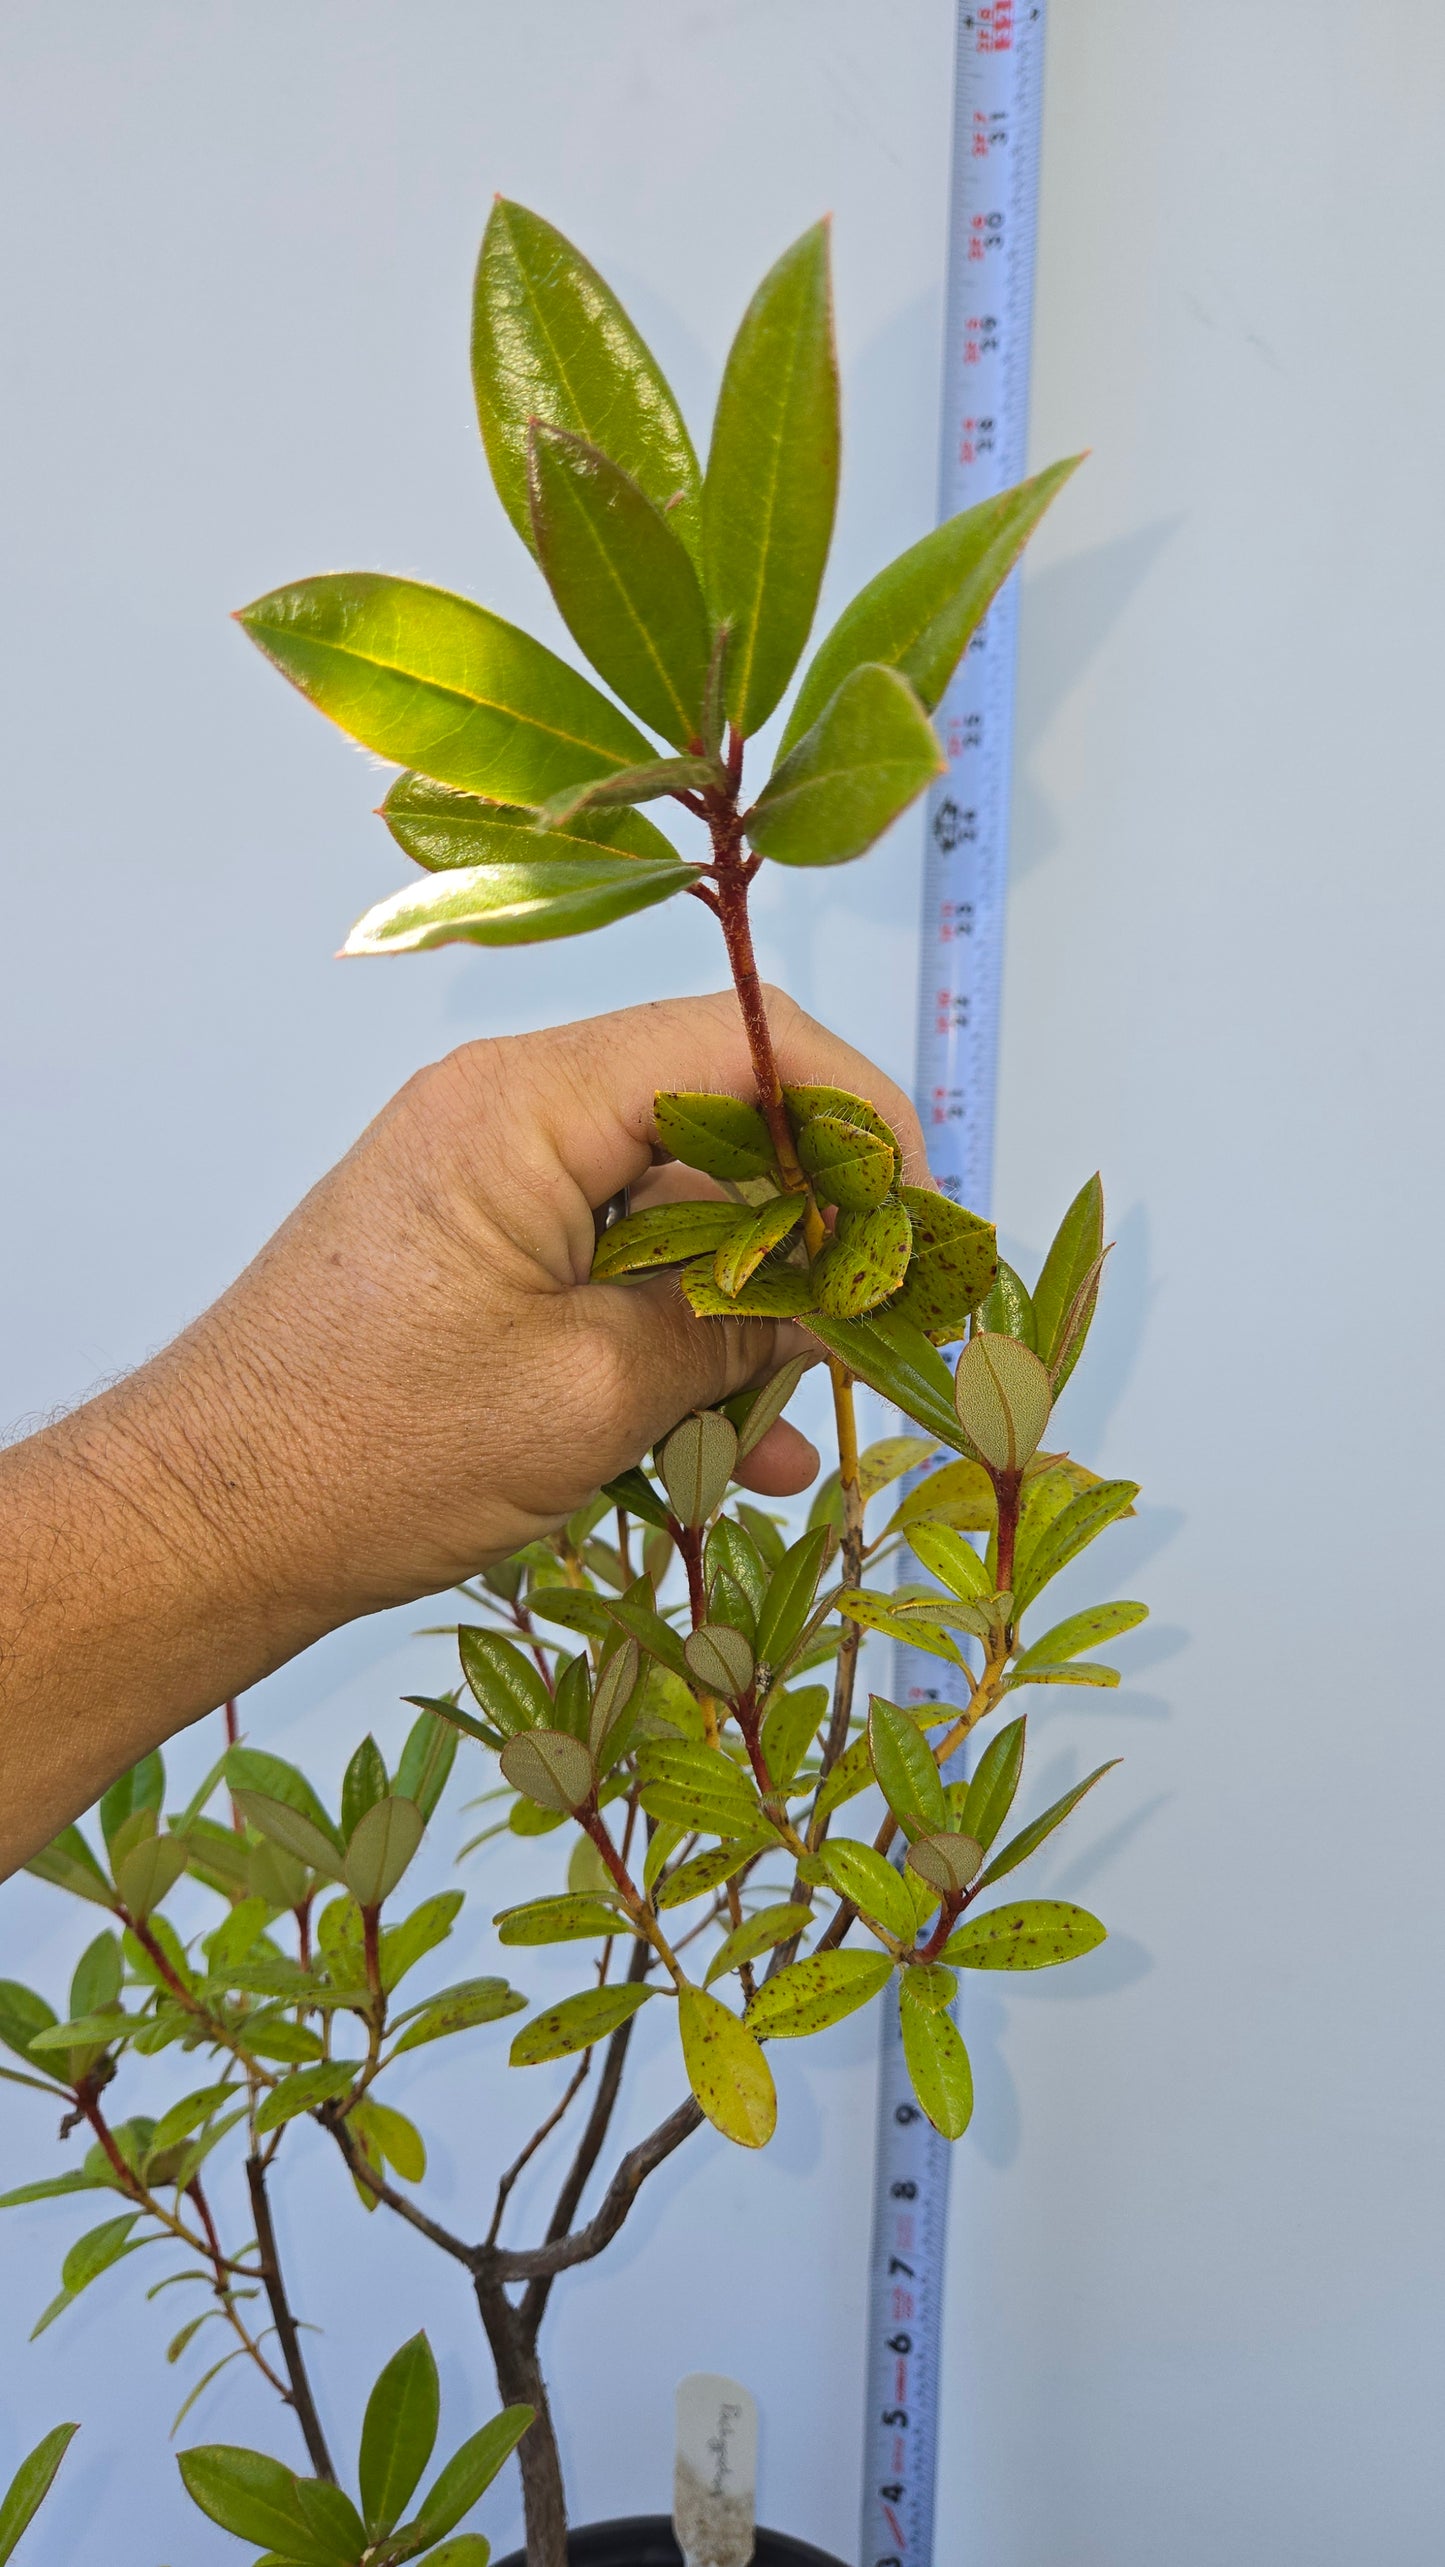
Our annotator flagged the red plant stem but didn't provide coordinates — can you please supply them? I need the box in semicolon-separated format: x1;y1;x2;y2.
994;1468;1022;1591
677;1524;707;1628
713;865;806;1187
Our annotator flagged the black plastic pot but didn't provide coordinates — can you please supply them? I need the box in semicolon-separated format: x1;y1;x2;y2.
494;2519;846;2567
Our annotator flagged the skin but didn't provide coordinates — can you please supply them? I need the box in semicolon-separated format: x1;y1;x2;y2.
0;987;925;1876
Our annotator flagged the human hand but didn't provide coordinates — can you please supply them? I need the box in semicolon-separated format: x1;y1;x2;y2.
0;988;925;1862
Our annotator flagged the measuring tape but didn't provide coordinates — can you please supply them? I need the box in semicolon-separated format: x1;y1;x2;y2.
860;8;1049;2562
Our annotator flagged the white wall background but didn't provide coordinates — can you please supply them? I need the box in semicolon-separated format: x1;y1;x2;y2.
1;4;1442;2562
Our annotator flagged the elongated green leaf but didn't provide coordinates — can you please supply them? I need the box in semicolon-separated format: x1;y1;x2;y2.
836;1589;965;1669
177;2446;330;2561
27;2009;135;2055
293;2477;369;2560
225;1749;342;1852
653;1836;770;1910
510;1982;654;2066
658;1411;739;1528
69;1931;122;2023
812;1734;876;1823
780;456;1083;752
395;1707;458;1825
816;1840;915;1945
253;2062;358;2135
979;1258;1037;1348
473;198;700;557
495;1894;624;1946
634;1742;765;1839
796;1114;895;1210
908;1522;991;1604
1014;1601;1147;1669
678;1985;776;2147
458;1630;551;1737
591;1200;746;1282
703;1902;813;1988
1012;1481;1139;1611
702;221;837;733
713;1193;805;1297
888;1190;997;1341
113;1832;186;1919
654;1090;778;1181
406;2404;535;2544
344;850;699;956
237;573;654;805
976;1761;1120;1889
681;1258;815;1321
378;1890;464;1992
381;769;679;870
600;1466;671;1532
342;1796;424;1907
342;1737;389;1844
816;1197;913;1318
0;1983;60;2070
758;1685;827;1793
535;754;719;833
602;1591;691;1683
529;424;713;745
1031;1174;1105;1385
746;1949;893;2038
754;1526;829;1671
391;1978;527;2054
499;1730;595;1815
945;1898;1106;1970
749;661;943;867
804;1310;967;1452
1006;1660;1120;1693
898;1975;972;2139
24;1826;116;1910
868;1698;948;1838
359;2332;440;2537
960;1715;1026;1852
705;1518;769;1618
99;1752;164;1858
0;2171;112;2209
0;2422;78;2564
422;2537;493;2565
32;2216;144;2338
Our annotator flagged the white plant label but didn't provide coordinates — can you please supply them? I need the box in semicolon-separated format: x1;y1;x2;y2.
673;2372;757;2567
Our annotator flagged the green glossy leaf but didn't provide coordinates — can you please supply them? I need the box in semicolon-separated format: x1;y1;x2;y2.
510;1982;654;2066
98;1752;164;1858
473;197;700;557
68;1931;122;2023
0;2171;112;2209
379;1890;464;1990
678;1985;776;2147
1005;1660;1120;1692
1031;1174;1105;1390
0;2422;78;2564
944;1898;1106;1970
526;1587;615;1647
680;1258;815;1321
342;1737;389;1844
391;1979;527;2054
953;1332;1054;1473
495;1894;625;1946
796;1114;895;1210
815;1197;913;1318
658;1411;739;1528
780;456;1083;751
754;1525;830;1672
32;2215;144;2338
653;1090;778;1182
344;850;700;956
858;1435;938;1502
114;1832;186;1919
381;769;678;870
396;1707;459;1825
702;221;837;733
529;423;713;746
177;2446;330;2562
27;2009;134;2056
653;1837;769;1910
683;1623;754;1702
885;1455;995;1538
419;2539;492;2566
535;754;720;834
836;1589;965;1670
908;1522;991;1603
748;663;942;867
236;573;654;804
803;1310;967;1453
816;1840;915;1944
225;1750;342;1852
1014;1600;1147;1670
758;1685;828;1793
458;1630;551;1737
591;1200;746;1282
24;1825;117;1910
342;1796;424;1907
975;1761;1120;1889
1012;1481;1139;1612
0;1983;60;2070
712;1193;806;1297
705;1518;770;1620
960;1715;1026;1852
868;1697;948;1838
812;1735;877;1823
634;1742;765;1840
979;1258;1037;1348
703;1902;813;1988
252;2062;358;2135
745;1949;893;2038
405;2404;535;2544
888;1190;997;1341
602;1591;691;1683
148;2081;240;2157
498;1730;595;1815
898;1974;972;2139
359;2332;440;2536
599;1466;672;1532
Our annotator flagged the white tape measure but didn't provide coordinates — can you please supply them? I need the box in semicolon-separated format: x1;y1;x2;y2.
860;8;1048;2562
